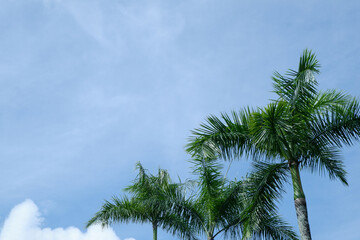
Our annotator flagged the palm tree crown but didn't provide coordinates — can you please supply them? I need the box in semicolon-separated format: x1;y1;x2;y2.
166;157;298;240
87;162;194;240
186;49;360;240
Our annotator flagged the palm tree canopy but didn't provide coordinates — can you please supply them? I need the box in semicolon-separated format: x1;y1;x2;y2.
87;162;196;240
186;49;360;240
166;157;298;240
86;161;297;240
186;49;360;185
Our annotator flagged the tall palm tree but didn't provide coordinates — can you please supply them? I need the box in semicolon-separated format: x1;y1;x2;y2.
164;157;298;240
86;162;195;240
186;50;360;240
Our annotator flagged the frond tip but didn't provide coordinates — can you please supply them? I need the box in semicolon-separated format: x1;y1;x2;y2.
298;49;320;74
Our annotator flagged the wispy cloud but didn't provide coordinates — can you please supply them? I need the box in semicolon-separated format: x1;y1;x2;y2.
43;0;184;52
0;200;135;240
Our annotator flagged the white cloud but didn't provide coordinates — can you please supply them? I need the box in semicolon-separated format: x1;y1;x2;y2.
0;200;135;240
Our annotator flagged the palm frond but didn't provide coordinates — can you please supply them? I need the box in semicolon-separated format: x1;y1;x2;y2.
309;89;351;113
297;49;320;74
219;162;292;239
159;212;199;240
86;196;148;228
191;157;223;198
310;97;360;148
301;144;347;185
244;215;298;240
273;49;320;116
186;108;269;161
240;162;289;234
124;162;151;196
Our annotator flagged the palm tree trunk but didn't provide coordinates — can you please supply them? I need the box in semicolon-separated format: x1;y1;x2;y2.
289;161;312;240
152;221;158;240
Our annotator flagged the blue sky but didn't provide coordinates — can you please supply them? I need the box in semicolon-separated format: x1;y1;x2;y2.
0;0;359;239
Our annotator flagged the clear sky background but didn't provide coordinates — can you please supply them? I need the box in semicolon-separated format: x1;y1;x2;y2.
0;0;359;239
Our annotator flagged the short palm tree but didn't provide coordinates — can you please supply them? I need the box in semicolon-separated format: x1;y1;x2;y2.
86;162;195;240
186;50;360;240
164;157;298;240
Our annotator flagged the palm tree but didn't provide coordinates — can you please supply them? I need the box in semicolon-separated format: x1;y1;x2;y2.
164;157;298;240
86;162;195;240
186;50;360;240
87;161;297;240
